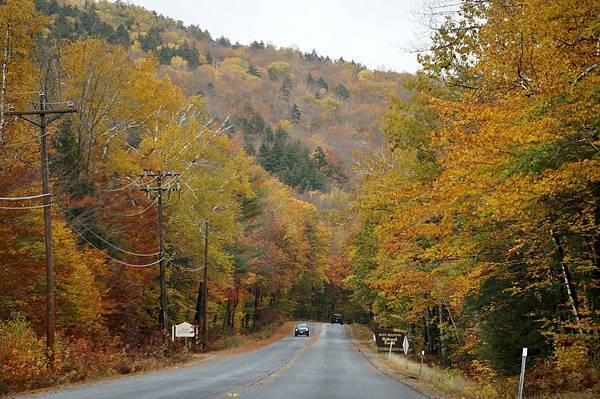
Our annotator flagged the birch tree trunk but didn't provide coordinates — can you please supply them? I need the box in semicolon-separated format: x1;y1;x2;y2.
0;22;11;142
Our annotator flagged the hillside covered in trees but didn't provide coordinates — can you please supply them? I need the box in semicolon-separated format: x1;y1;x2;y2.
32;0;412;192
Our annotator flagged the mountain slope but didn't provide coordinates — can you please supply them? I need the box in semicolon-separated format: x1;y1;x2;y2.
36;0;412;191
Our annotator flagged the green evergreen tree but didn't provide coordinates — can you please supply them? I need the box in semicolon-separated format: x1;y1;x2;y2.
243;134;255;155
217;36;231;47
179;41;200;68
247;63;260;76
290;104;301;124
205;50;214;65
113;24;130;47
335;83;350;99
156;46;174;64
281;77;293;102
263;126;274;142
139;26;162;51
250;112;266;135
257;143;271;169
250;40;265;49
312;146;327;167
316;77;328;91
274;127;288;142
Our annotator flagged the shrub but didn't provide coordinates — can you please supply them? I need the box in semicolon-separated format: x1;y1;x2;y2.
0;318;47;394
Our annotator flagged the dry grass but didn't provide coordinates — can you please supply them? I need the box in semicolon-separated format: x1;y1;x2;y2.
347;324;599;399
210;321;295;355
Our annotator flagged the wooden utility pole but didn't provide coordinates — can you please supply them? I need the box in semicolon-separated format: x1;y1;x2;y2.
194;220;209;350
5;92;76;367
194;221;209;350
140;171;180;332
202;220;209;349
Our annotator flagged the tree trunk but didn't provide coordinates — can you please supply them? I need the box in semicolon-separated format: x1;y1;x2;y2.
438;303;446;362
229;295;238;329
551;230;581;324
252;286;261;331
423;308;432;354
0;22;11;141
222;298;231;333
443;300;462;344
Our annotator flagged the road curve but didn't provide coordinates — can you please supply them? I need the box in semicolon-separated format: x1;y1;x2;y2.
20;323;425;399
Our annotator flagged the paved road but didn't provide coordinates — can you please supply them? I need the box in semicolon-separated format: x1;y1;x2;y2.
21;323;425;399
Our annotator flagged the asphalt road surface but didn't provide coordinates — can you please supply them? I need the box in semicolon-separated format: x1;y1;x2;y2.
21;323;425;399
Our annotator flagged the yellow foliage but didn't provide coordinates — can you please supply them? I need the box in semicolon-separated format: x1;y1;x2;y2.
357;69;373;81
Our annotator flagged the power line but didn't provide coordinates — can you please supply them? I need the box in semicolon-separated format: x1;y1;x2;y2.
69;194;158;224
0;203;51;210
69;225;163;268
168;259;204;273
77;222;160;257
0;193;51;201
0;133;49;148
5;90;40;96
99;175;158;193
112;197;159;217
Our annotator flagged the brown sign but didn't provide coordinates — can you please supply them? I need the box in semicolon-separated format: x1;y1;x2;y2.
374;328;404;349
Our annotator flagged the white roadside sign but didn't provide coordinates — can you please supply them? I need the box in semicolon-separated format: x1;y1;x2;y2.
402;335;409;355
173;322;195;339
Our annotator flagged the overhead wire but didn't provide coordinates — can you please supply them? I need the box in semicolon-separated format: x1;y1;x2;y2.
76;222;160;257
0;203;51;210
0;134;47;148
5;91;40;96
68;223;163;268
112;197;158;217
168;259;204;273
0;193;51;201
69;190;158;223
99;175;157;193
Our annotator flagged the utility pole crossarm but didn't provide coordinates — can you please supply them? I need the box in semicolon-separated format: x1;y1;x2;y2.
6;109;76;116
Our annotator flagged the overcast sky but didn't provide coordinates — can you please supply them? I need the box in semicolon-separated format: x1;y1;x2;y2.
124;0;427;73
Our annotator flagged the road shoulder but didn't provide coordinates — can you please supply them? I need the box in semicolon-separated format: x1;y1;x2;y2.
346;324;451;399
8;321;297;399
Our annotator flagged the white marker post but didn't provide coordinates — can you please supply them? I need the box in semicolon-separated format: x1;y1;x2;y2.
518;347;528;399
419;350;425;378
388;340;393;358
402;336;409;370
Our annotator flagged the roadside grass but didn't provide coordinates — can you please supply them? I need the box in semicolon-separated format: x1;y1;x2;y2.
210;320;292;353
347;323;476;399
1;321;292;398
347;324;598;399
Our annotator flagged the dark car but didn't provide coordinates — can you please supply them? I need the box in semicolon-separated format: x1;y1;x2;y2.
331;313;343;324
294;323;310;337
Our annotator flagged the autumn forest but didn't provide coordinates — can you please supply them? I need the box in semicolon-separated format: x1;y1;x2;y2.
0;0;598;397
